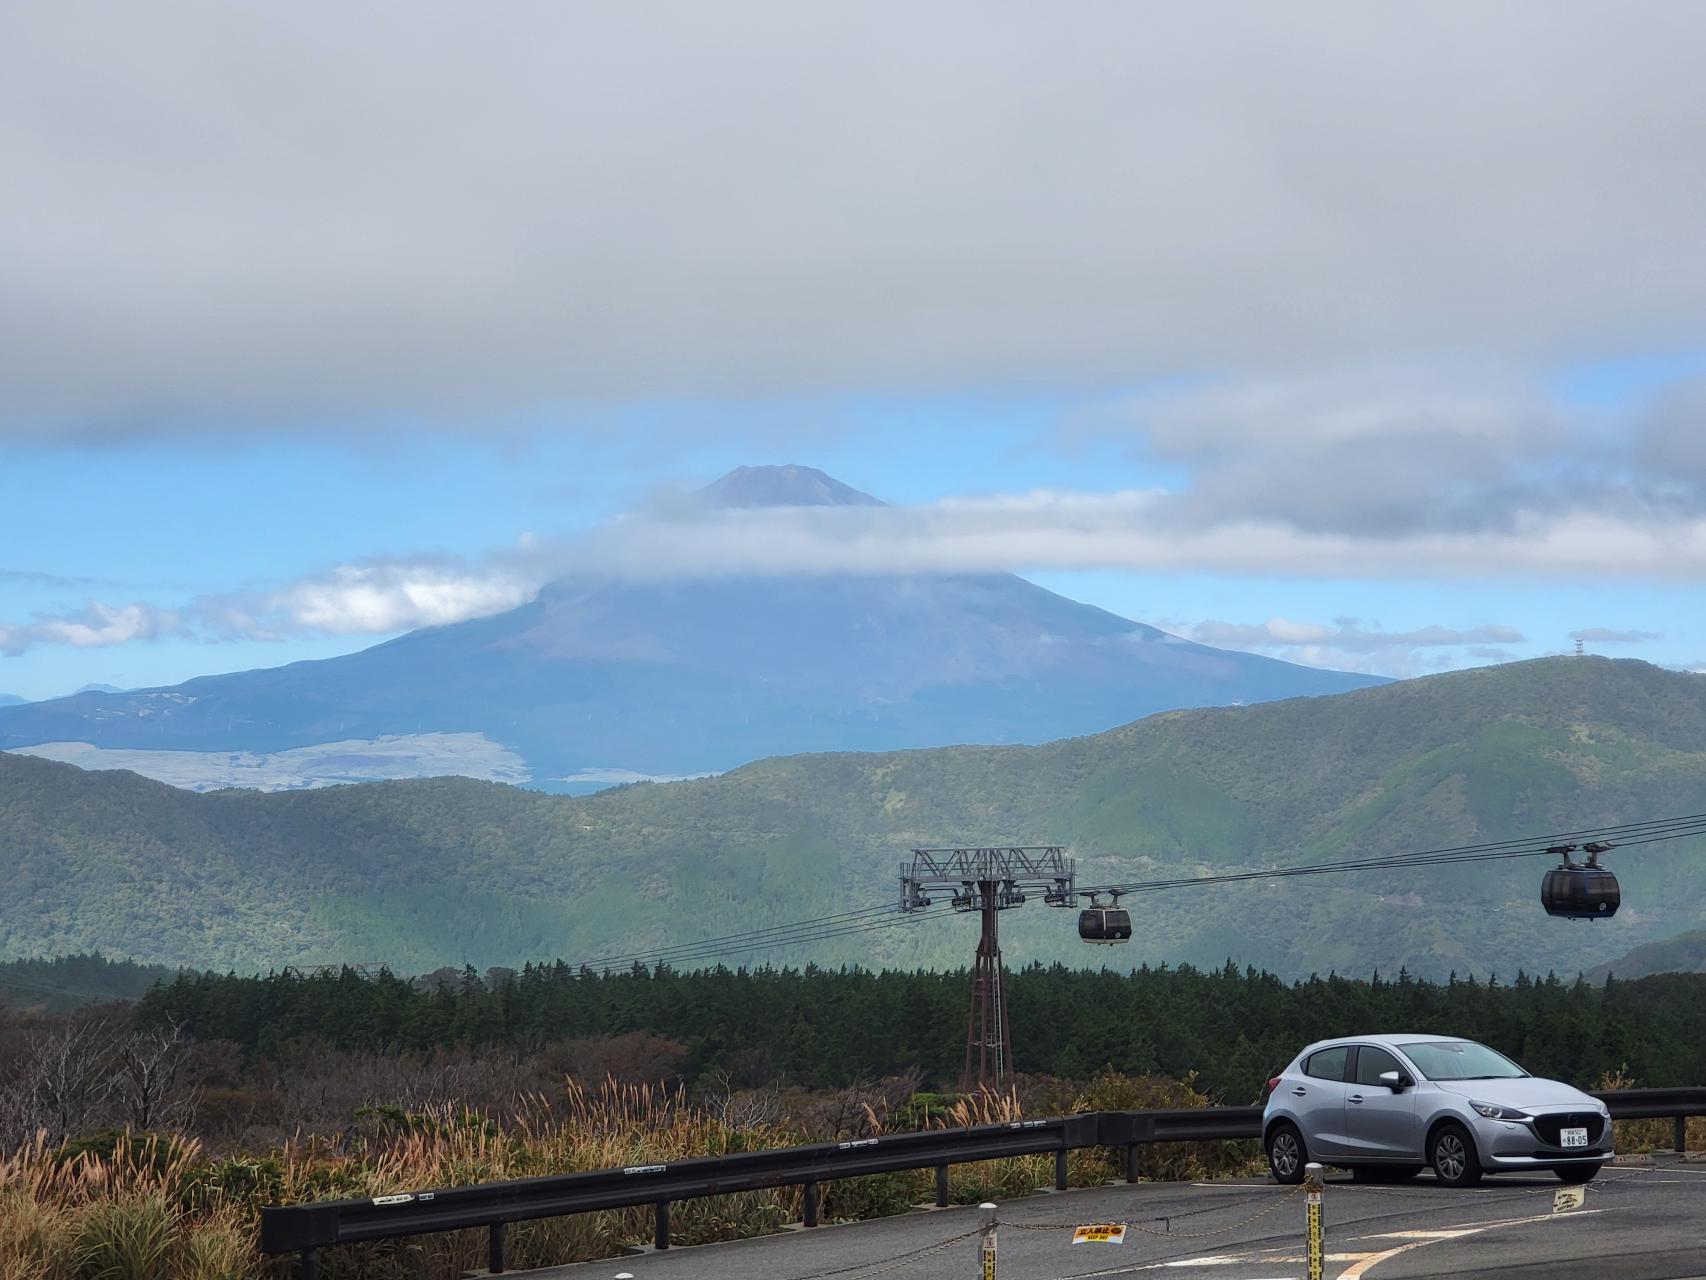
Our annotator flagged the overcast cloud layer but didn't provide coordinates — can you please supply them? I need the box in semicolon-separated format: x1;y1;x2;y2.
5;2;1706;437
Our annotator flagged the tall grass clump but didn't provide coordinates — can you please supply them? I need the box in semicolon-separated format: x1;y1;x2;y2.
1;1071;1256;1280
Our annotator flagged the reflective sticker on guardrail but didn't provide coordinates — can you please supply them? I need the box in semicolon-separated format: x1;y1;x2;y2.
838;1139;879;1150
1553;1186;1585;1213
1071;1223;1127;1244
372;1194;414;1206
623;1165;667;1175
1008;1120;1046;1129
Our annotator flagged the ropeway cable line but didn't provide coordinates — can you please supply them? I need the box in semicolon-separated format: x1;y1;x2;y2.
563;811;1706;972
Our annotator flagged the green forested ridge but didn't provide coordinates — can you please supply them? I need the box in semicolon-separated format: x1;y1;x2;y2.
4;656;1706;978
138;963;1706;1101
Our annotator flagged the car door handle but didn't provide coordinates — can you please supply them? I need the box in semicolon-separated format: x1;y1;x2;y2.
1291;1087;1307;1096
1348;1094;1364;1104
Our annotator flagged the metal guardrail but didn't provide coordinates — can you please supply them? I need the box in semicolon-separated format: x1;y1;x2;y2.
259;1087;1706;1277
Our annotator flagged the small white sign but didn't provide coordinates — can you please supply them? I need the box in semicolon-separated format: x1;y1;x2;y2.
372;1194;414;1206
1553;1185;1586;1213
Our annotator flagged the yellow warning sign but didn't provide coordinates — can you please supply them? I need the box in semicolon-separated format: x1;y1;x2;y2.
1071;1223;1128;1244
1553;1185;1586;1213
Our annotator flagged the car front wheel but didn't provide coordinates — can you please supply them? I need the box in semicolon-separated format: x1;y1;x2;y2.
1267;1123;1307;1185
1555;1163;1601;1184
1430;1123;1483;1187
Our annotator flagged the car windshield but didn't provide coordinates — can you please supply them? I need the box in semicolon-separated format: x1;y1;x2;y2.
1398;1040;1527;1081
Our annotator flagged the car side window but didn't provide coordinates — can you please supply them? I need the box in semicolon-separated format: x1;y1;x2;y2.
1356;1046;1402;1084
1303;1046;1349;1081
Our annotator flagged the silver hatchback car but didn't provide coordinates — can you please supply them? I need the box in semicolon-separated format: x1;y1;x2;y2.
1262;1034;1612;1187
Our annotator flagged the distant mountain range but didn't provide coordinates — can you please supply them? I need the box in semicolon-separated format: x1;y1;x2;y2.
3;656;1701;980
0;465;1382;791
0;694;25;708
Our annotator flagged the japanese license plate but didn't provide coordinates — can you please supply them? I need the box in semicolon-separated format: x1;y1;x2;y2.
1560;1127;1589;1148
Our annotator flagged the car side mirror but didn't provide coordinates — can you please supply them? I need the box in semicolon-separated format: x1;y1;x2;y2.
1378;1070;1409;1091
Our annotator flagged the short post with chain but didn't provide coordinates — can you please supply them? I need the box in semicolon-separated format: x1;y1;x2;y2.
979;1201;997;1279
1303;1162;1325;1280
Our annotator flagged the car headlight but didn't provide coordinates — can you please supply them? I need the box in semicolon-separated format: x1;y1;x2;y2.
1470;1101;1531;1121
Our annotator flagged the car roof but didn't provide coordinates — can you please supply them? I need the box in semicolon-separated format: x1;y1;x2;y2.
1298;1033;1467;1055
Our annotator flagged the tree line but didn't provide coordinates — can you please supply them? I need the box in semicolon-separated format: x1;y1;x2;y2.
136;961;1706;1102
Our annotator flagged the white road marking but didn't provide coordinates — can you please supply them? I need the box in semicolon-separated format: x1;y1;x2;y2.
1335;1208;1603;1279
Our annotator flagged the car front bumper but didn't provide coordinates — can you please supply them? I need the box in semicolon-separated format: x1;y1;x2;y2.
1476;1116;1613;1169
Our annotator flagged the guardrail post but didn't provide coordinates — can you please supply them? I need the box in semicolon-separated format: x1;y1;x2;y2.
936;1164;950;1206
803;1180;820;1228
488;1221;505;1274
298;1247;318;1280
1677;1116;1688;1153
1304;1162;1325;1280
1124;1142;1140;1183
1054;1149;1068;1191
979;1202;997;1279
655;1200;670;1251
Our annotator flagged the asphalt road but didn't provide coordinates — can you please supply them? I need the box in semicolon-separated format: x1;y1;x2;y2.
524;1157;1706;1280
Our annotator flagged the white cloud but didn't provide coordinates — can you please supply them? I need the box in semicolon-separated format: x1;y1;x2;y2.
263;563;535;635
5;484;1706;656
0;602;179;656
1187;619;1524;654
1570;627;1661;644
1178;618;1528;677
5;3;1706;438
0;561;534;655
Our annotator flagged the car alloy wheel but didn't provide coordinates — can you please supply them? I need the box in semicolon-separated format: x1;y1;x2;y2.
1435;1133;1467;1181
1270;1129;1302;1181
1431;1125;1481;1187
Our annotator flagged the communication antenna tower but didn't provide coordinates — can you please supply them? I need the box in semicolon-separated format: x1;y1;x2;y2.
901;846;1074;1089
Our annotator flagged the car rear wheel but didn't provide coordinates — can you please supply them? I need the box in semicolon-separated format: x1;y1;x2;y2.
1555;1163;1601;1184
1267;1123;1307;1185
1430;1123;1483;1187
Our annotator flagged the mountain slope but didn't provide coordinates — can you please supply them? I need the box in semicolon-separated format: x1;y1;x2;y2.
0;467;1382;790
3;657;1703;978
1585;929;1706;981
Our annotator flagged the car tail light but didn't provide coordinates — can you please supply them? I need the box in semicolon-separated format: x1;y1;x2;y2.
1267;1076;1281;1092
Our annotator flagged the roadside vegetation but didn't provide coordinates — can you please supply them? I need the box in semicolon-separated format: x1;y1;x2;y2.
0;1068;1242;1279
3;961;1704;1277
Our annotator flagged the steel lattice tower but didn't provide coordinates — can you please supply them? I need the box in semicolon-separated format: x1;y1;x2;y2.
900;846;1074;1090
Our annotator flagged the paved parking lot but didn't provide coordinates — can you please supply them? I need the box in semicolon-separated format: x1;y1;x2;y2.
527;1157;1706;1280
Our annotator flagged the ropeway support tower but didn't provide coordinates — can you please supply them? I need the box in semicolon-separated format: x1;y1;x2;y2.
900;846;1074;1090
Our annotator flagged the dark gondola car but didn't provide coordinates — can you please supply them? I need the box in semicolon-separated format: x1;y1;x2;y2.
1078;893;1133;944
1541;865;1620;919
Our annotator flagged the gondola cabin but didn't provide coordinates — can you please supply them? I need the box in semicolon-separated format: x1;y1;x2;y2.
1540;843;1620;920
1078;892;1133;944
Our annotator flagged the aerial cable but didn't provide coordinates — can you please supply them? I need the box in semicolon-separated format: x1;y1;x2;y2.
567;911;929;972
566;902;899;970
568;811;1706;972
1082;814;1706;897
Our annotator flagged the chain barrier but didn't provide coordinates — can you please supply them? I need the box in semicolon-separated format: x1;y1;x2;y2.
781;1225;986;1280
1000;1182;1303;1239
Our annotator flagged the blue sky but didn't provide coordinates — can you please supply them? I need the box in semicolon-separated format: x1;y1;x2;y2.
4;4;1706;700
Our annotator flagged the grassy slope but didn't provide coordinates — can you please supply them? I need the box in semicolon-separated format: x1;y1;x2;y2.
3;656;1705;978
